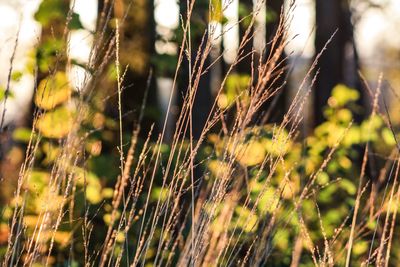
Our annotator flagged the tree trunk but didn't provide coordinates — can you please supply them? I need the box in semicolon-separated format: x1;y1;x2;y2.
314;0;363;125
178;0;212;140
237;0;254;75
117;0;157;134
263;0;287;123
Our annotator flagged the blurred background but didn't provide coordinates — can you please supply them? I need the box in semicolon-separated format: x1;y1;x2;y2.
1;0;400;134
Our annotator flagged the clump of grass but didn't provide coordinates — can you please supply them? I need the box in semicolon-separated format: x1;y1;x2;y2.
1;0;400;266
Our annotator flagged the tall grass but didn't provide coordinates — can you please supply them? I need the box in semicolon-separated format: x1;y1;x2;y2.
1;0;399;266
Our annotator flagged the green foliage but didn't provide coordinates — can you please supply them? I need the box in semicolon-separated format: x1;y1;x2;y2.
0;86;14;101
205;84;397;265
151;54;178;77
266;8;279;25
218;73;251;108
36;106;75;138
34;0;69;26
210;0;223;22
238;2;253;28
36;38;65;73
35;72;72;110
68;13;84;30
3;0;399;263
12;127;34;143
11;71;23;82
35;0;83;30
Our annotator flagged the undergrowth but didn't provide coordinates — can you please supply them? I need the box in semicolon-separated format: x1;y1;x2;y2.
0;0;399;266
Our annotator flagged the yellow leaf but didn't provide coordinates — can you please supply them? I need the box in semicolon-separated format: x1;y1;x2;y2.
231;141;266;167
208;160;232;178
41;142;61;165
234;207;258;233
35;193;64;212
353;241;368;255
53;231;71;247
36;106;74;138
86;185;102;204
73;167;102;204
35;72;72;110
23;215;41;228
102;188;114;199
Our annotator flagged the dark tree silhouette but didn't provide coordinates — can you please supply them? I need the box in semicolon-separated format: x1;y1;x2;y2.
116;0;158;133
263;0;287;123
237;0;254;75
178;0;212;140
314;0;364;125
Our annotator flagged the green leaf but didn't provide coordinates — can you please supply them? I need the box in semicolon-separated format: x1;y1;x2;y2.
266;9;278;25
318;184;337;203
233;207;258;233
28;171;50;192
34;0;68;26
151;187;170;202
41;142;61;165
13;128;33;143
0;86;5;101
68;13;84;30
151;54;178;77
238;3;252;28
382;127;396;146
73;167;103;204
339;179;356;195
329;84;360;107
273;229;290;250
0;86;14;101
11;71;23;81
317;172;329;185
258;188;279;214
36;39;65;72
